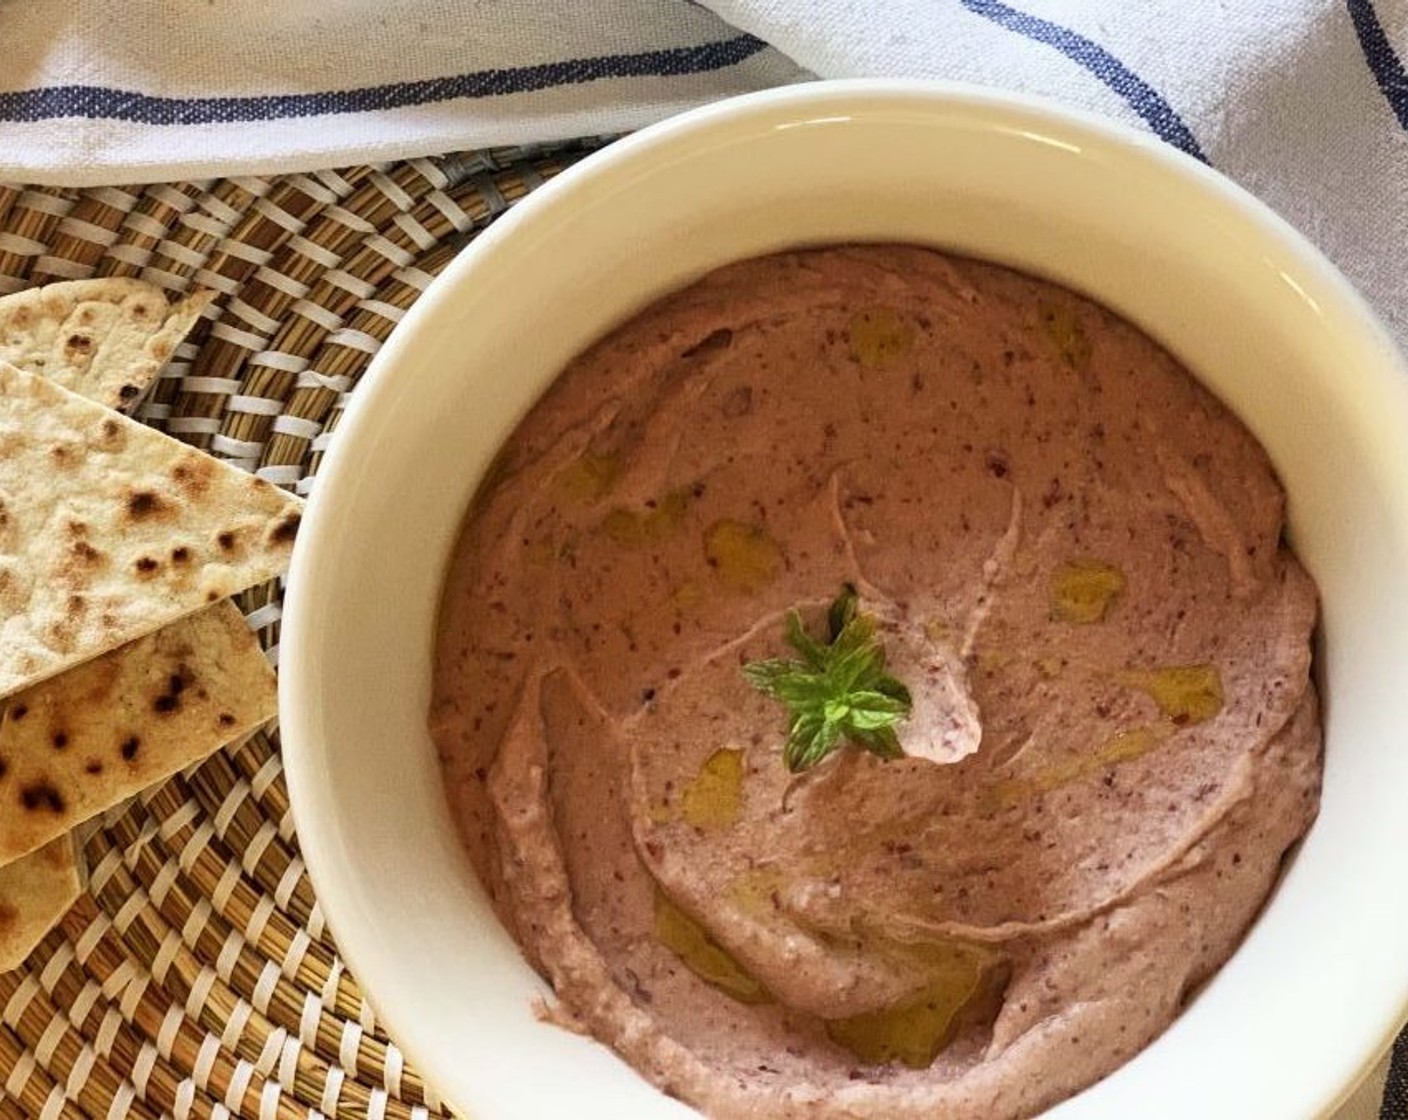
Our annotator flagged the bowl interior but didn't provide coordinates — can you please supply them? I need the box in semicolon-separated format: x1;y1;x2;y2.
281;82;1408;1120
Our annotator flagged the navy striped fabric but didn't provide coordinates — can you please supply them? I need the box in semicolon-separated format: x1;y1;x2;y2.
959;0;1207;162
1349;0;1408;131
0;34;769;126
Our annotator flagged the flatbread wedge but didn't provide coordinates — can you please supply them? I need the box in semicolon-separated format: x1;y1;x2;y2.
0;361;303;699
0;279;213;412
0;599;276;865
0;835;81;971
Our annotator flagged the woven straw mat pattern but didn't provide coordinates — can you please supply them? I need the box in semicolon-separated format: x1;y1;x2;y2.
0;139;607;1120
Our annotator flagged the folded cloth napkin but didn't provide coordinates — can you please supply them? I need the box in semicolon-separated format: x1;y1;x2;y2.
1;1;1405;1115
0;0;1405;357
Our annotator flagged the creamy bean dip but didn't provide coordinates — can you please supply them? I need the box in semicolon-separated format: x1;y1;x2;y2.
430;246;1321;1119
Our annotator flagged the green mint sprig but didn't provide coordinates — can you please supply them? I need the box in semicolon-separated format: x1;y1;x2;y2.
742;584;913;773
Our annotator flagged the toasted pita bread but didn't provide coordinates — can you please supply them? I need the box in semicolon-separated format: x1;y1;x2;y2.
0;835;81;971
0;361;303;699
0;279;213;412
0;599;276;865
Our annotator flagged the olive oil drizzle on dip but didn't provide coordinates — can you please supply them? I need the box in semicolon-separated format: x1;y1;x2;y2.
654;740;1012;1070
431;245;1322;1120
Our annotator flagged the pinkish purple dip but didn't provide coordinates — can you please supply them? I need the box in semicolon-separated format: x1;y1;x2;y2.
431;246;1321;1118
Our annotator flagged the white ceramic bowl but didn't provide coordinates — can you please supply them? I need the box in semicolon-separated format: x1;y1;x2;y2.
280;80;1408;1120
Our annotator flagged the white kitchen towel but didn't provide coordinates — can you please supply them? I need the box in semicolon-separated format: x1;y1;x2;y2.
1;2;1406;1117
0;1;806;185
0;0;1404;355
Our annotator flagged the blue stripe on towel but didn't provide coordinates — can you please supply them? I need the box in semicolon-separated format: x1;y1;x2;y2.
961;0;1208;162
0;34;769;126
1348;0;1408;131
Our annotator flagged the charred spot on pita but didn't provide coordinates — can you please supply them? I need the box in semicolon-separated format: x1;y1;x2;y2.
151;668;191;714
172;455;214;495
92;419;126;452
20;783;64;813
127;490;163;518
269;511;301;545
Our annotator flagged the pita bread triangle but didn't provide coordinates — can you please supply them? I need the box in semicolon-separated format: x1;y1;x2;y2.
0;598;276;866
0;360;304;699
0;278;212;412
0;835;80;971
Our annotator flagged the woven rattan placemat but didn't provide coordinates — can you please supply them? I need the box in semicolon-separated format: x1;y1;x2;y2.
0;140;607;1120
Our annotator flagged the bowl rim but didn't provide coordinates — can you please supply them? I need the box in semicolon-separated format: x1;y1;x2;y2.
280;76;1408;1120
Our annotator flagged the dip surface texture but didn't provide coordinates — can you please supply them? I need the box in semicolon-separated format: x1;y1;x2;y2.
430;246;1322;1119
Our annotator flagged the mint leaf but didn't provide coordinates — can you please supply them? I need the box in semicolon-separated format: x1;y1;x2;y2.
744;584;913;773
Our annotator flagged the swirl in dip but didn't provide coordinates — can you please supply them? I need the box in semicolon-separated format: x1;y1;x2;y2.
430;246;1321;1119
